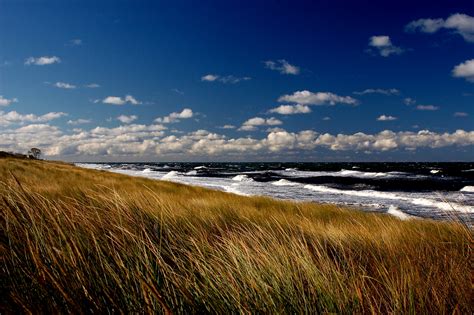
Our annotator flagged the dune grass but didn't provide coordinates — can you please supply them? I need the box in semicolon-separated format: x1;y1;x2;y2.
0;157;472;313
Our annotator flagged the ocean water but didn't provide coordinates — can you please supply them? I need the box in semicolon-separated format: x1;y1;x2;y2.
77;162;474;224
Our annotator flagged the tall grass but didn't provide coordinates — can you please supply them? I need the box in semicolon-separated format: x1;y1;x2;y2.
1;158;472;313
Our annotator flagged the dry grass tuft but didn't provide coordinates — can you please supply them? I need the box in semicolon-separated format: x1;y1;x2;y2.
1;158;472;313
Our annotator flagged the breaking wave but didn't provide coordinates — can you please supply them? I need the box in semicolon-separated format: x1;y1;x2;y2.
460;186;474;193
232;174;254;182
303;184;473;213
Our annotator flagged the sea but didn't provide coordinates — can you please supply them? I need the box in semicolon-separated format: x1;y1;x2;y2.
77;162;474;224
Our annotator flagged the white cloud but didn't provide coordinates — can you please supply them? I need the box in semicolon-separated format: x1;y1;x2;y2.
53;82;76;89
219;124;236;129
117;115;138;124
102;95;141;105
406;13;474;42
377;115;397;121
172;88;184;95
454;112;468;117
85;83;100;88
452;59;474;83
67;119;91;125
201;74;219;82
25;56;61;66
68;39;82;46
239;117;282;131
404;97;416;105
1;119;474;158
323;116;331;121
0;111;67;126
264;59;300;75
416;105;439;111
278;90;358;106
368;36;404;57
354;88;400;95
269;104;311;115
201;74;251;84
155;108;193;123
0;96;18;107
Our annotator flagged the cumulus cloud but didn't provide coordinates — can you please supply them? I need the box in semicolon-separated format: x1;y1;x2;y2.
406;13;474;42
201;74;251;83
368;36;404;57
0;96;18;107
155;108;193;123
53;82;76;89
278;90;358;106
25;56;61;66
2;123;473;159
0;111;67;126
269;104;311;115
67;119;91;125
264;59;300;75
117;115;138;124
452;59;474;82
354;88;400;95
239;117;282;131
377;115;397;121
219;124;236;129
102;95;141;105
416;105;439;111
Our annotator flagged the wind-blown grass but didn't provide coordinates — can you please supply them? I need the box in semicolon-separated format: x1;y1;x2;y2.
1;158;472;313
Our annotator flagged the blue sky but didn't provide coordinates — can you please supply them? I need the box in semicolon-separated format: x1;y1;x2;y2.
0;0;473;161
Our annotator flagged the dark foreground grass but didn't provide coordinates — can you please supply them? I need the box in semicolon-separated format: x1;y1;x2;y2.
0;158;472;313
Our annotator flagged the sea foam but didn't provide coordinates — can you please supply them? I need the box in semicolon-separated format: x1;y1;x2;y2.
271;179;299;186
460;186;474;193
232;174;253;182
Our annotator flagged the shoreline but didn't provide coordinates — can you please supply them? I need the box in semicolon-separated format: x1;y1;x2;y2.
1;157;472;313
75;162;473;224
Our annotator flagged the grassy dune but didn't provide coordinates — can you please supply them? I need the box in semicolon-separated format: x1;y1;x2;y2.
0;158;472;313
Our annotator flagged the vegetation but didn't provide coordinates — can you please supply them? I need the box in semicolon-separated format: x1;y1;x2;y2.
1;157;472;313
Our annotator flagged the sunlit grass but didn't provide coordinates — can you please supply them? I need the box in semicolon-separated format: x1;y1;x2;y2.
1;157;471;313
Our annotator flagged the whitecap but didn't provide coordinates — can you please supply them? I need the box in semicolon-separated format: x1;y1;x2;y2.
162;171;179;179
303;184;473;213
271;179;299;186
460;186;474;193
387;205;411;220
232;174;254;182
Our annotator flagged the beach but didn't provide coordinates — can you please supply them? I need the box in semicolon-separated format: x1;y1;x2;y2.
1;157;472;313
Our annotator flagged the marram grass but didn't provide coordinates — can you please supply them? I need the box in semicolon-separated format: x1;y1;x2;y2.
0;158;472;313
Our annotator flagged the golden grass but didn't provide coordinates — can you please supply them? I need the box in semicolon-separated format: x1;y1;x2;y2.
1;157;472;313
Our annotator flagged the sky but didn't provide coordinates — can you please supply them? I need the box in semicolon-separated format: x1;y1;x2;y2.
0;0;473;162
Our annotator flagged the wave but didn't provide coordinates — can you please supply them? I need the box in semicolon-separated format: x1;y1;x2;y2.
162;171;179;179
142;168;153;173
194;165;207;170
460;186;474;193
303;184;473;213
282;168;412;179
387;206;411;220
232;174;254;182
185;170;198;176
271;179;299;186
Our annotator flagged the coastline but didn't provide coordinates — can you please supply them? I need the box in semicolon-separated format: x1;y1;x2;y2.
1;157;472;313
75;161;474;224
